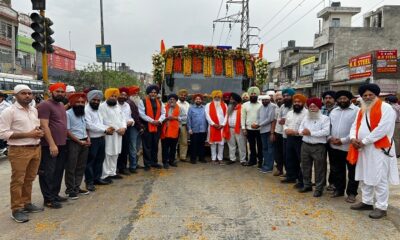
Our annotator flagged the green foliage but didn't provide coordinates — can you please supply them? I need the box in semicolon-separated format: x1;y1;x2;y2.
54;64;140;91
255;59;269;88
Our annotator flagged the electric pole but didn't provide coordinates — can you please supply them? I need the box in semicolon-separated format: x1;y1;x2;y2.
100;0;106;89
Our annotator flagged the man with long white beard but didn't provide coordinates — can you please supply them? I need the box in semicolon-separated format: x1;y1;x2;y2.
126;86;144;173
298;98;330;197
205;90;228;164
282;94;308;189
99;88;127;181
348;83;399;219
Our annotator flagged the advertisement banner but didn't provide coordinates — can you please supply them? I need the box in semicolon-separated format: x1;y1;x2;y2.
300;56;316;77
349;54;372;79
376;50;397;73
17;24;35;54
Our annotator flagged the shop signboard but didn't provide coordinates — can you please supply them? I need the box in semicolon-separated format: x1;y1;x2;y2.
376;50;397;73
300;56;316;77
349;54;372;79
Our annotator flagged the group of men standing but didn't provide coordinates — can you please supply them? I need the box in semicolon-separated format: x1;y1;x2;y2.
0;81;399;223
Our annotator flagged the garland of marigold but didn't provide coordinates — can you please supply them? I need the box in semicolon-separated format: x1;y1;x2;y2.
165;57;173;75
225;58;234;78
173;56;182;73
203;56;212;77
235;59;244;75
183;56;192;76
245;60;254;78
192;56;202;74
214;58;223;75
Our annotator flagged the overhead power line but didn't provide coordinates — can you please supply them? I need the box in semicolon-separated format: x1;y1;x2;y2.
264;0;324;44
211;0;225;44
259;0;296;32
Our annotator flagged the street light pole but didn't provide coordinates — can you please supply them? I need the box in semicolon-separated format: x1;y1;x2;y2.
100;0;106;89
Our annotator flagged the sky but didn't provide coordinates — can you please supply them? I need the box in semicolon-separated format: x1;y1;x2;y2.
12;0;399;73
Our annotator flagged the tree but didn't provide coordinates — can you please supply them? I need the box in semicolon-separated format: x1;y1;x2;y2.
54;64;141;91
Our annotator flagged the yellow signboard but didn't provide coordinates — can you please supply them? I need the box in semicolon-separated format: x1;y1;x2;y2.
300;56;316;66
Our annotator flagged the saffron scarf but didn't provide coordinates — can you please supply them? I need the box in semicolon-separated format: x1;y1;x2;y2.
209;101;228;143
225;104;242;141
161;104;180;139
145;97;161;133
347;99;391;165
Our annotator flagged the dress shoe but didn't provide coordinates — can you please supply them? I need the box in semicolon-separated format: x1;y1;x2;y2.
369;208;387;219
293;183;304;189
281;178;296;184
243;162;256;167
104;177;114;183
298;187;313;193
350;202;374;211
129;168;137;174
94;179;110;185
169;162;178;167
86;184;96;192
44;201;62;209
331;191;345;198
55;195;68;202
345;194;356;203
119;169;131;176
163;164;169;169
313;191;323;197
326;184;336;192
110;174;123;179
151;164;162;169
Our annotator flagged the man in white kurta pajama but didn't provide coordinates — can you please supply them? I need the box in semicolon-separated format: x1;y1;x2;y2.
99;88;127;181
205;90;228;164
349;84;399;219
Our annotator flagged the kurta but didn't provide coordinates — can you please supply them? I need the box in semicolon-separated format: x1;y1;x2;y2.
350;101;399;186
99;102;127;155
205;101;227;144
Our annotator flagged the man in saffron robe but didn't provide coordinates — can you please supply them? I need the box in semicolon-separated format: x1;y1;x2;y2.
349;83;399;219
205;90;228;164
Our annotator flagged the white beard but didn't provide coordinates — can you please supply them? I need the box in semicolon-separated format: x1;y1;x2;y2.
130;96;141;106
308;111;321;119
360;98;378;113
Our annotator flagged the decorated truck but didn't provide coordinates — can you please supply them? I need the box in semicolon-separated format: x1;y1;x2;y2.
152;44;264;98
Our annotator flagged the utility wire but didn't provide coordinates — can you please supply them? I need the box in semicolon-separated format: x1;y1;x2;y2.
260;0;308;40
225;11;241;44
264;0;324;44
218;4;229;45
211;0;225;45
259;0;296;31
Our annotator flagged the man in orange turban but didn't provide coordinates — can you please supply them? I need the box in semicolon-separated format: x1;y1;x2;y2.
49;82;67;103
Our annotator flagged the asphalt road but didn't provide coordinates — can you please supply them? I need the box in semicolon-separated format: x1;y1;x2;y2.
0;158;399;240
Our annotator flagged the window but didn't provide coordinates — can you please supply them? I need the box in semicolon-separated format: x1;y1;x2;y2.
320;52;327;64
0;21;12;40
331;18;340;28
328;50;333;60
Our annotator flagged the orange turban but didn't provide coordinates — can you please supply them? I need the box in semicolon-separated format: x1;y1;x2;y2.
49;82;66;92
128;86;140;96
293;94;307;105
104;88;120;99
68;92;87;105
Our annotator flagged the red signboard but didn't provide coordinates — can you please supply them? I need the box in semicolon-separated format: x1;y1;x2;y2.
47;46;76;72
376;50;397;73
349;54;372;79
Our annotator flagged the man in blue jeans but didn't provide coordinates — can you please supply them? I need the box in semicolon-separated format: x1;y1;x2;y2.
257;95;277;173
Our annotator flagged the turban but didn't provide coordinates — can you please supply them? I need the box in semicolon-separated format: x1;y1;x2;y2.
119;87;129;95
167;93;178;101
293;94;307;105
358;83;380;96
306;97;323;109
322;90;336;99
68;93;87;105
223;92;232;99
128;86;140;95
266;90;275;96
282;88;295;96
14;84;31;94
386;95;398;104
247;86;260;96
241;92;249;99
87;90;103;101
259;95;271;100
230;92;242;103
0;91;6;98
49;82;66;92
66;85;76;93
146;85;160;94
192;93;203;101
104;88;120;99
178;89;188;95
335;90;353;100
211;90;223;98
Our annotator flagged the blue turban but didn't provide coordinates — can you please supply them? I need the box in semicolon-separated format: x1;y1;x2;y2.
146;85;160;95
282;88;295;96
87;90;103;102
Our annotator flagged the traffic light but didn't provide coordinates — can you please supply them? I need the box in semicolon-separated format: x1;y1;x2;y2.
31;0;46;10
30;12;55;53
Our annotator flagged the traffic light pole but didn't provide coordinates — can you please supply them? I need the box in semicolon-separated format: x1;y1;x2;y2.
40;9;49;99
100;0;106;89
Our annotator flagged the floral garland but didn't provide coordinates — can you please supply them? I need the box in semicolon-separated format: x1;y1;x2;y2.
235;59;244;75
255;58;268;87
165;57;173;75
214;58;223;76
192;56;203;73
225;58;234;78
245;60;254;78
173;56;182;73
152;53;165;85
183;56;192;76
203;56;212;77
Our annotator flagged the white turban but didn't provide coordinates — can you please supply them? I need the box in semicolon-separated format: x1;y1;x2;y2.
66;85;76;93
14;84;31;94
258;95;271;100
266;91;275;96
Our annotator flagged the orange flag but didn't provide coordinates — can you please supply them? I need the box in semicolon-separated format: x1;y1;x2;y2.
161;40;166;54
258;44;264;59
